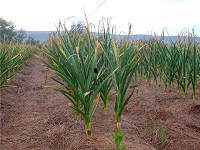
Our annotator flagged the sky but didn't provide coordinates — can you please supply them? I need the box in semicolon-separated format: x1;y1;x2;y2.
1;0;200;36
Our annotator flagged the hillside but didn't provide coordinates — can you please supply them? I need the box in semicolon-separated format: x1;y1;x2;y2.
26;31;56;42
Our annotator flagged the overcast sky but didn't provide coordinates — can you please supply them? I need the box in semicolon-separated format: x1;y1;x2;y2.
1;0;200;36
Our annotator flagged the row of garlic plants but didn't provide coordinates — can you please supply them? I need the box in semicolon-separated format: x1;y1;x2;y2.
134;33;200;98
42;21;199;141
0;42;38;88
42;22;144;138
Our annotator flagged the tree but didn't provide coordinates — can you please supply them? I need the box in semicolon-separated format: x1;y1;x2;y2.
70;21;85;34
0;18;16;42
0;18;26;43
26;36;41;48
13;29;26;43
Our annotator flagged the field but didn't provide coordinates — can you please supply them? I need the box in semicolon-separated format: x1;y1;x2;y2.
1;23;200;150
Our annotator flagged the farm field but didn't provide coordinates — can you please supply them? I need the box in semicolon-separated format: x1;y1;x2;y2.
1;0;200;147
1;20;200;150
1;50;200;150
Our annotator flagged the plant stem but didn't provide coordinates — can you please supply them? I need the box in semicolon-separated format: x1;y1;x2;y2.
85;121;92;139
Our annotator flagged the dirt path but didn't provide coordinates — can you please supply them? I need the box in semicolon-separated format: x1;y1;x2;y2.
1;52;200;150
1;53;52;149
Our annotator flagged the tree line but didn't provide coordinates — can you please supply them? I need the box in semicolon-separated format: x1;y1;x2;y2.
0;18;40;46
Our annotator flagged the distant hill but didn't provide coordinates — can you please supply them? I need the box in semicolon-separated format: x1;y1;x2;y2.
26;31;200;43
26;31;56;42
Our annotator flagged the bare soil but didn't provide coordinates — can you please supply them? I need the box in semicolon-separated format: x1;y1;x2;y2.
1;52;200;150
